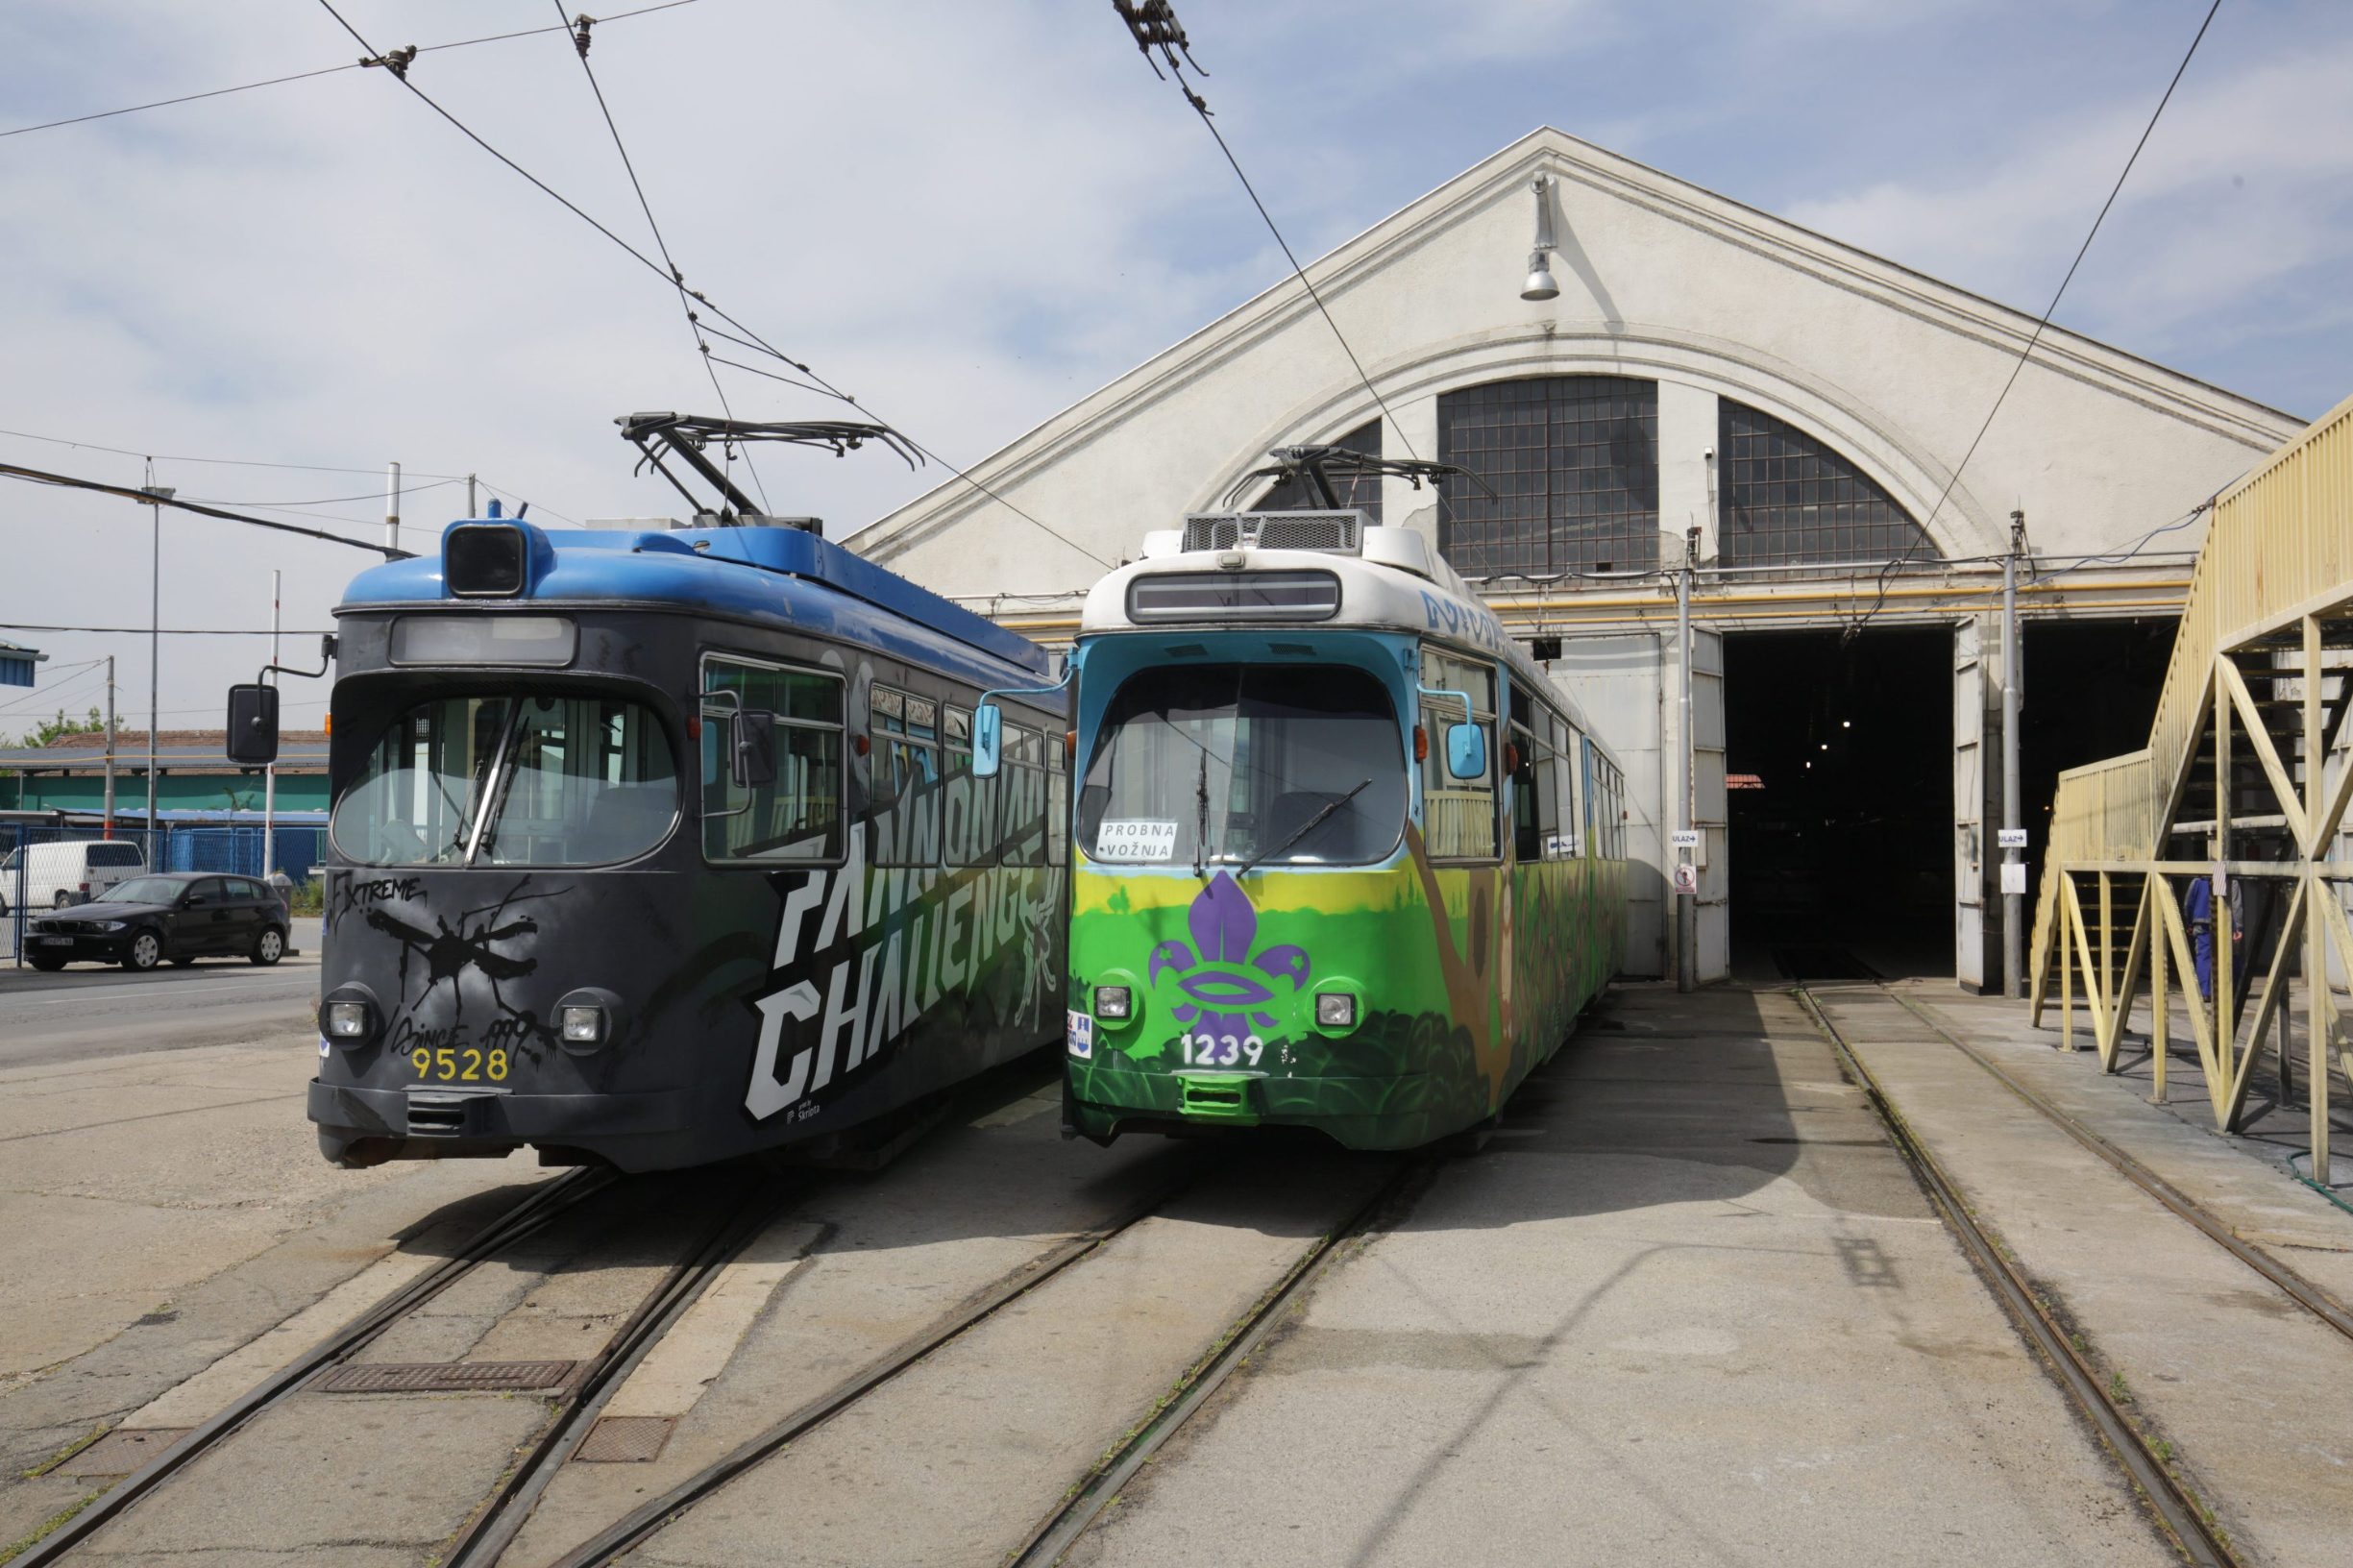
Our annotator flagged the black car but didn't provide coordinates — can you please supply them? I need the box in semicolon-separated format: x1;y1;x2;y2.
24;873;288;972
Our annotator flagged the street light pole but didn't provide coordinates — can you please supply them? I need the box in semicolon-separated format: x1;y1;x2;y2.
140;474;174;853
262;569;280;876
102;655;115;838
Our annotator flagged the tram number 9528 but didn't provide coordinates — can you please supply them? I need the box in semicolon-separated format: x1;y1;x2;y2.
410;1046;510;1083
1178;1034;1263;1067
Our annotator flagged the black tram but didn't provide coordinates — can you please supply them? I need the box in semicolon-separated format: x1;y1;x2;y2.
300;418;1069;1170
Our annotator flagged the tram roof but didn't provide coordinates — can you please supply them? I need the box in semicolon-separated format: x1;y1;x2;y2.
1078;519;1612;744
338;519;1050;680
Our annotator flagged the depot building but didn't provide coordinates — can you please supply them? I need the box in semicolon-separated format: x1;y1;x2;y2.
852;128;2303;990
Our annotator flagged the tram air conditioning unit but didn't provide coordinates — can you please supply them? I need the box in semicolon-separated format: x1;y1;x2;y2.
1179;510;1364;555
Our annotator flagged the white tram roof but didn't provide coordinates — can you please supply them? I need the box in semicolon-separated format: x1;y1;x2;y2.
1079;510;1612;746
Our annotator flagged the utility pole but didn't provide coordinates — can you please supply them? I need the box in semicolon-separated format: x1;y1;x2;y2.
262;569;280;877
102;655;115;838
140;473;174;853
467;473;478;517
1677;526;1698;994
2002;511;2026;998
384;460;403;552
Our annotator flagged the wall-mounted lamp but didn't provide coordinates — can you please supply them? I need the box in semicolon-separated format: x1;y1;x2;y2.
1521;174;1560;302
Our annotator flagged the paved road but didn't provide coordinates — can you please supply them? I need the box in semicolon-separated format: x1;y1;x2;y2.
0;918;323;1068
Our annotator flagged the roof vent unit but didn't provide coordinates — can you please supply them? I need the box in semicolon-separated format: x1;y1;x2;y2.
1180;509;1364;555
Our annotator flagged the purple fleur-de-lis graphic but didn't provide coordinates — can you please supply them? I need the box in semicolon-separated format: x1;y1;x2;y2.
1149;872;1311;1045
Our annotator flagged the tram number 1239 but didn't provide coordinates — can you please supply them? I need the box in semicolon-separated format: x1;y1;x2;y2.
1179;1033;1264;1067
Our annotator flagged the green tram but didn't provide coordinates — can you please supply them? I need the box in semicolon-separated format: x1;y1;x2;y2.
990;476;1628;1149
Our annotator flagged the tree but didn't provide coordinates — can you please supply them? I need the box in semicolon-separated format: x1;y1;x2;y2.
18;706;106;749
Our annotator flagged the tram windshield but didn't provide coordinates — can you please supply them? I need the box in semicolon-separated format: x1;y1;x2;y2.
1077;664;1406;869
332;693;678;867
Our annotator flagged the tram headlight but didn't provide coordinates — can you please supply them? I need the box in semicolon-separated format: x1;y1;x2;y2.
1093;985;1133;1021
554;988;625;1056
1314;992;1358;1030
321;984;386;1050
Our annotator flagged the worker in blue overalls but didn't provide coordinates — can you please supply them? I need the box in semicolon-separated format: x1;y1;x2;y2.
2183;863;2243;1002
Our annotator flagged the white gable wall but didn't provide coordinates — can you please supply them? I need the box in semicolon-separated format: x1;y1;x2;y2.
858;128;2297;586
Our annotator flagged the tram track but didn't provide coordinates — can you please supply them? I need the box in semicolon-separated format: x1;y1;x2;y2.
530;1153;1429;1568
15;1164;618;1568
436;1174;802;1568
1006;1155;1431;1568
1792;983;2238;1568
1865;981;2353;1346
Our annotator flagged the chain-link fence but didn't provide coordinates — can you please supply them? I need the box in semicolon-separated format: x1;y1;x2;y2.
4;821;325;965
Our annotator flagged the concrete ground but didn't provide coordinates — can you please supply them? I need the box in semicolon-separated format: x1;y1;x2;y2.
12;983;2348;1567
1830;981;2353;1568
1071;988;2178;1568
0;1027;544;1554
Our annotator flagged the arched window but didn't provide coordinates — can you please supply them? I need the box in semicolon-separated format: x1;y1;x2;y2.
1717;402;1934;566
1254;419;1383;524
1436;377;1659;578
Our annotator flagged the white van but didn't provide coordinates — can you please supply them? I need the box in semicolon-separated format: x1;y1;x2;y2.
1;841;147;915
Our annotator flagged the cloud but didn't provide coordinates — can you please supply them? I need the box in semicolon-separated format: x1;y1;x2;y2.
1783;29;2353;404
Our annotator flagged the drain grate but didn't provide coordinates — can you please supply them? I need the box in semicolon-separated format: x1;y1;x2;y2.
58;1428;190;1477
314;1360;576;1394
574;1415;677;1462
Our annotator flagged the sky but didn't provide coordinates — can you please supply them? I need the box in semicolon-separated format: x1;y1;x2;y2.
3;0;2348;738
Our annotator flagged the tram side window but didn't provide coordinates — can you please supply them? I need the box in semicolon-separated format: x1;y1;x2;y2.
1508;691;1542;865
1048;728;1069;867
700;656;844;864
1613;761;1628;858
1553;716;1580;857
1420;649;1497;860
1589;752;1623;860
998;722;1052;869
868;684;942;868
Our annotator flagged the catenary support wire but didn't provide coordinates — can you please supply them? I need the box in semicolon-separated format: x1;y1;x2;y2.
315;0;1108;569
1913;0;2226;543
0;462;409;558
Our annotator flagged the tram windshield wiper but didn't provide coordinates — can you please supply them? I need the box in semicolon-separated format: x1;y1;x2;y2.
1192;746;1211;881
1234;777;1371;879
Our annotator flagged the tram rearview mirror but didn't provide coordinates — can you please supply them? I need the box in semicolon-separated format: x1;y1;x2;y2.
731;709;777;790
1445;723;1485;780
226;684;281;766
971;704;1003;780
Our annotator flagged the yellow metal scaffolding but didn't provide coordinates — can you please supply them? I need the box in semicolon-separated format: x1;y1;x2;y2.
2030;390;2353;1171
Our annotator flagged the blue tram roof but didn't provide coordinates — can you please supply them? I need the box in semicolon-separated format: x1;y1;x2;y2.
338;518;1049;681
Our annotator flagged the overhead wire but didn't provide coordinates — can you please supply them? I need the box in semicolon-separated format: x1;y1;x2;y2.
175;478;463;509
0;462;409;558
0;623;336;636
1914;0;2225;544
547;1;770;512
0;0;705;140
312;0;1109;569
0;425;465;480
0;660;110;719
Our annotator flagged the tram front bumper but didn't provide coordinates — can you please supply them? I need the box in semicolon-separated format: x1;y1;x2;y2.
308;1078;695;1169
1066;1060;1438;1150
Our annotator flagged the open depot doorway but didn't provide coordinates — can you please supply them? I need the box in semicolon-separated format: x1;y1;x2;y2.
1725;626;1952;982
1721;617;2173;987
